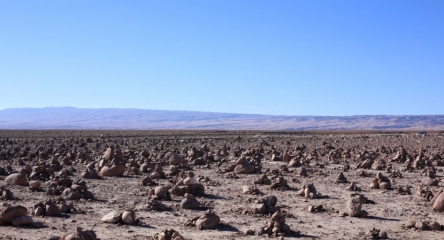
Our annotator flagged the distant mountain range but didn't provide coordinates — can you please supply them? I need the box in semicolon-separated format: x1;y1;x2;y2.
0;107;443;130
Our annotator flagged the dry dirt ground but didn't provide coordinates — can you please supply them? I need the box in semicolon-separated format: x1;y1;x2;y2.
1;130;444;240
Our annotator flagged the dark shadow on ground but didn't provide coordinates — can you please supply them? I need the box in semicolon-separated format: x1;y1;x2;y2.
217;222;239;232
366;216;400;222
136;222;157;229
204;194;227;200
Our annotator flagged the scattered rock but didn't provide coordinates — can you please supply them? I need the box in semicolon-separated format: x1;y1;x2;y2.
4;172;28;186
180;193;200;209
153;228;185;240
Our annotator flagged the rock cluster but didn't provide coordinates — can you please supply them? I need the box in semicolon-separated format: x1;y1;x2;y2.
101;210;137;225
61;179;94;200
257;211;295;237
170;182;205;197
153;228;185;240
250;195;279;214
33;198;83;216
253;173;271;185
296;183;319;198
370;172;391;190
403;220;442;231
0;186;14;200
364;228;389;239
0;204;33;227
149;186;171;201
346;182;361;191
270;177;290;190
184;210;220;230
61;227;98;240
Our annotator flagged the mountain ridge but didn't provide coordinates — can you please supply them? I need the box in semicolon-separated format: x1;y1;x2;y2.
0;107;443;130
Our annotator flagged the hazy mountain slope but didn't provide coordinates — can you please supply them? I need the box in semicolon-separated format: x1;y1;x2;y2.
0;107;443;130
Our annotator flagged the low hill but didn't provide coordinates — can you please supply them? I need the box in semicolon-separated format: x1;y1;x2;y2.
0;107;443;130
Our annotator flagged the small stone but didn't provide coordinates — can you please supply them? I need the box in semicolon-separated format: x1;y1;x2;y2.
415;221;426;230
121;210;136;225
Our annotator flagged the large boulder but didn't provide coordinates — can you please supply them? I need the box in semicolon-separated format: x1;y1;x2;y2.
358;159;374;169
4;173;28;186
100;163;125;177
0;205;28;224
195;210;220;230
234;161;254;174
61;188;82;200
12;215;33;227
188;183;205;196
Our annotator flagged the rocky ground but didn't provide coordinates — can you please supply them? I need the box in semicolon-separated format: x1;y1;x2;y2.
1;130;444;240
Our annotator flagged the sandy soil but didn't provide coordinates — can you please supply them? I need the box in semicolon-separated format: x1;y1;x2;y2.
1;130;444;240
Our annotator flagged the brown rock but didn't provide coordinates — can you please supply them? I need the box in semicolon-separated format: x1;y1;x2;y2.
432;192;444;211
405;220;416;228
287;159;301;168
34;207;45;216
188;183;205;196
45;203;59;216
428;221;441;231
71;184;88;191
0;205;28;223
82;190;95;200
100;163;125;177
101;211;122;223
29;181;43;189
4;173;28;186
250;203;267;214
62;188;82;200
121;210;136;224
415;221;426;230
12;215;33;226
421;177;439;186
346;197;362;217
195;210;220;230
103;148;114;160
430;189;444;206
379;181;391;190
166;153;187;165
234;161;254;174
154;186;167;197
180;197;200;209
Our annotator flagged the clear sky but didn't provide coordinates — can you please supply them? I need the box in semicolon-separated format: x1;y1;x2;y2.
1;1;443;116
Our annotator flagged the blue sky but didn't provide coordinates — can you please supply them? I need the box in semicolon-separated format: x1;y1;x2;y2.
1;1;443;116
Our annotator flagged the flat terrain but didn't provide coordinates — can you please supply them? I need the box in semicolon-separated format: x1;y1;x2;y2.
1;130;444;240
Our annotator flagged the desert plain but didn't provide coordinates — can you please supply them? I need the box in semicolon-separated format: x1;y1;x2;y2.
1;130;444;240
